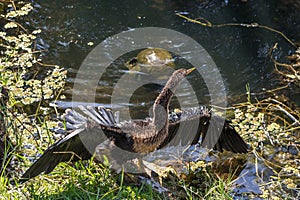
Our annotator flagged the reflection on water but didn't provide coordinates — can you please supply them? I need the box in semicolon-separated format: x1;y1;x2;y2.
30;0;299;111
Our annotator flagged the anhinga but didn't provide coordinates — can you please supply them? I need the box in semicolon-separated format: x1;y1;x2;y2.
20;68;247;182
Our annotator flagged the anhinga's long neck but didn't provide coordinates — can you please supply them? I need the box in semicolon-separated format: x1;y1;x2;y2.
153;70;184;130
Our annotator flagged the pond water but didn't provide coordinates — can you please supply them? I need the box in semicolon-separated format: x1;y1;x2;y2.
27;0;299;196
30;0;299;113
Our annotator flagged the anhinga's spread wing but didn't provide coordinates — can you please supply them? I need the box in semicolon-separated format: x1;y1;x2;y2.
164;107;248;153
203;114;248;153
20;106;123;182
160;106;211;148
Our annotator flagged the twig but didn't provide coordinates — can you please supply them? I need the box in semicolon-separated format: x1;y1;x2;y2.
274;104;300;126
176;13;297;48
36;61;58;67
6;19;29;34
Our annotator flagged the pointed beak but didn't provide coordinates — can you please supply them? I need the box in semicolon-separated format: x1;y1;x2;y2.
186;67;196;75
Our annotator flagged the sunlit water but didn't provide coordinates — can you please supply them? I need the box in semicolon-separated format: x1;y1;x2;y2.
30;0;299;109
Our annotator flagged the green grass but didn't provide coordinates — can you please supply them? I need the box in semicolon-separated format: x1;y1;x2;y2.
1;160;167;199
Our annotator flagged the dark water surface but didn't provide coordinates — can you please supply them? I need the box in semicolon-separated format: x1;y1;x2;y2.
30;0;299;114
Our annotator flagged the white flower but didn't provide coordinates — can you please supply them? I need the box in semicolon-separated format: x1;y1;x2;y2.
32;29;42;34
4;22;18;29
87;42;94;46
0;32;6;38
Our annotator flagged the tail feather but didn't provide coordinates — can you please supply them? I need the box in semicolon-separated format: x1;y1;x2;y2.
64;109;86;124
78;106;116;126
100;106;117;125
